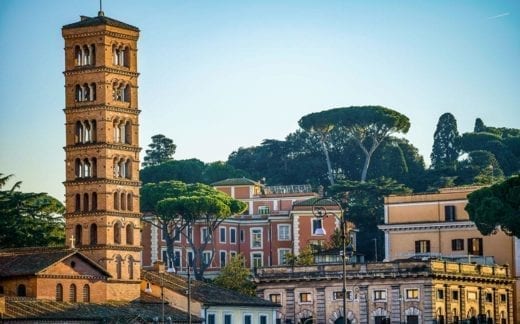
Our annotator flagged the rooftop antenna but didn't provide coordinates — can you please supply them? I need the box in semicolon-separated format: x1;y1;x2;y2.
98;0;105;16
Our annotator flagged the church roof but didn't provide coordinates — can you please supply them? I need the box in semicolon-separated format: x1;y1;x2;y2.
62;13;139;31
1;294;202;322
0;247;111;278
211;177;261;186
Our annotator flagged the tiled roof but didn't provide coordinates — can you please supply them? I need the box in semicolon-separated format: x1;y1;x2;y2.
0;247;110;278
62;14;139;31
1;295;202;322
142;270;279;308
211;177;260;186
292;197;341;207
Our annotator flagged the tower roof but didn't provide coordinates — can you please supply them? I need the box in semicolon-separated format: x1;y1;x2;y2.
62;14;139;32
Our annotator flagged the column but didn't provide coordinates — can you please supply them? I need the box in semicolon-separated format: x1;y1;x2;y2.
459;286;466;322
359;285;369;324
422;284;434;323
390;285;401;324
316;287;326;323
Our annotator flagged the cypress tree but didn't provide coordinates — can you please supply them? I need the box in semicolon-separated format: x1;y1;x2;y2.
431;113;460;170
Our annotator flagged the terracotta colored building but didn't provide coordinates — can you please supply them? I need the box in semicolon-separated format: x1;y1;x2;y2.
379;186;520;322
141;178;345;277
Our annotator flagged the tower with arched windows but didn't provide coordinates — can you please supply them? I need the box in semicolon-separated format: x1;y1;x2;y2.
62;11;141;300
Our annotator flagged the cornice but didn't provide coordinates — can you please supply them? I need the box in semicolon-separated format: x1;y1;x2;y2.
78;244;143;252
63;30;138;41
64;143;141;153
64;65;139;77
37;274;107;280
63;104;140;115
65;210;142;219
63;178;141;187
378;221;476;232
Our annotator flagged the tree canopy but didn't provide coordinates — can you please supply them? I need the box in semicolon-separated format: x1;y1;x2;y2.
142;134;176;167
0;173;65;248
299;106;410;182
213;254;256;296
465;176;520;238
431;112;460;170
141;181;247;280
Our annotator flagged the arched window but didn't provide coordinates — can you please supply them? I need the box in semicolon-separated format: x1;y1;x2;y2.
127;192;133;211
74;45;82;66
90;223;97;245
123;47;130;67
83;193;89;212
75;194;81;212
115;255;122;279
90;120;97;142
17;284;26;297
92;192;97;211
113;192;119;210
75;85;82;101
82;284;90;302
75;224;82;246
126;224;134;245
120;192;126;210
113;158;120;178
123;84;130;102
75;121;83;143
82;45;89;65
128;256;134;280
56;284;63;301
82;83;89;101
125;159;131;179
89;44;96;65
114;222;121;244
75;158;81;178
91;158;97;178
69;284;77;302
125;121;132;144
83;158;91;177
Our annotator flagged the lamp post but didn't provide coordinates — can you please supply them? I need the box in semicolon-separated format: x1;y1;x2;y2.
312;196;352;324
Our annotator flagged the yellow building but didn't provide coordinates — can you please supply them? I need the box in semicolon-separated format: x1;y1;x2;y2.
379;186;520;322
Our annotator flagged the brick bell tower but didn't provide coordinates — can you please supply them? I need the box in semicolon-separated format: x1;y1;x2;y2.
62;10;141;301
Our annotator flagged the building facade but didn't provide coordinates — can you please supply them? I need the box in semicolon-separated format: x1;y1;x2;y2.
141;179;345;277
61;11;142;300
255;260;515;324
379;186;520;321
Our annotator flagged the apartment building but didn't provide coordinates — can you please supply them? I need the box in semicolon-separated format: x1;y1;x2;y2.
379;186;520;322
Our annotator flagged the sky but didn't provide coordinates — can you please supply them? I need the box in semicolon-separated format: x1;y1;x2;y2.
0;0;519;201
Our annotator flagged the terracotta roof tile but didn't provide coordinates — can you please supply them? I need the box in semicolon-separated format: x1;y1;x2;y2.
62;14;139;31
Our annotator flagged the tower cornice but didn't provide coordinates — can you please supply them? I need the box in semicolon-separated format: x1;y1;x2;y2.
63;30;138;41
63;178;141;187
63;105;141;115
64;65;139;78
64;143;141;153
64;211;142;219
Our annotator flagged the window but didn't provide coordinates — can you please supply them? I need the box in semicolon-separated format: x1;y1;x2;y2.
451;239;464;251
114;222;121;244
260;315;268;324
173;226;181;242
278;224;291;240
300;292;312;303
485;293;493;303
312;219;323;235
333;290;353;301
415;240;430;253
437;289;444;300
220;227;226;243
500;294;507;303
69;284;77;302
240;229;245;243
445;205;456;222
252;252;263;269
174;250;181;268
126;224;134;245
244;314;252;324
17;284;26;297
467;291;477;300
224;314;232;324
375;316;389;324
128;257;134;280
230;251;237;259
258;206;270;215
230;227;237;243
278;249;291;265
201;227;211;243
202;251;212;266
187;251;194;267
207;313;216;324
270;293;281;303
406;288;420;300
373;289;387;301
56;284;63;301
115;255;122;279
220;251;227;267
75;224;82;246
82;284;90;302
468;238;483;256
251;228;262;248
452;290;459;300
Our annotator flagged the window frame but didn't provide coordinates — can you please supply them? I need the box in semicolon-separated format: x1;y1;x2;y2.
250;227;263;249
251;252;263;269
373;289;387;301
278;248;291;265
270;293;282;304
405;288;420;301
451;239;464;251
312;218;323;235
277;224;291;241
299;292;312;304
201;226;212;244
415;240;431;253
220;250;227;268
219;226;226;243
333;290;353;301
230;227;237;244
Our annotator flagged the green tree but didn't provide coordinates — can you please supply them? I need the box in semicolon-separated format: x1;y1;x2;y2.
0;173;65;248
430;113;460;170
299;106;410;182
465;176;520;238
141;159;205;184
213;254;256;296
140;181;247;280
329;178;411;260
142;134;176;167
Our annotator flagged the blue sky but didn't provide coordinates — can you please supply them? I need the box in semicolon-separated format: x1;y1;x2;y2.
1;0;519;201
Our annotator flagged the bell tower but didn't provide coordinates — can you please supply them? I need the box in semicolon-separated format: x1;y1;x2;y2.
62;11;141;301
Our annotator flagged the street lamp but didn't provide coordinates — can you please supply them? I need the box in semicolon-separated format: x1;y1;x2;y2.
312;196;353;324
